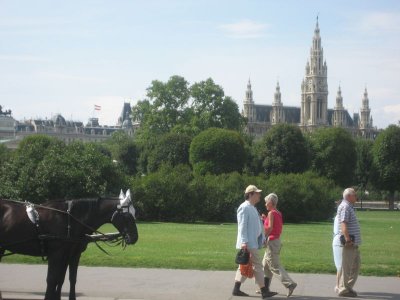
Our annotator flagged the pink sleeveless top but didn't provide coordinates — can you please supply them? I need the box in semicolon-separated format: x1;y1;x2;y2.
264;209;283;240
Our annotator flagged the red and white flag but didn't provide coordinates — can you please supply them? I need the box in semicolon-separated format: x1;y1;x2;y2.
94;105;101;111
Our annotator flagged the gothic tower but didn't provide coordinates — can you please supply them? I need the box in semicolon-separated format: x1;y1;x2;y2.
271;81;285;125
301;18;328;130
360;88;372;128
243;79;256;122
332;86;347;127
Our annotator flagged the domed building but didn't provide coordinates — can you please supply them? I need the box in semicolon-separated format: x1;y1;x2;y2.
3;102;140;148
0;105;15;138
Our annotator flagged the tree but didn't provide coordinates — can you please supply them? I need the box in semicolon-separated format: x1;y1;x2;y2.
372;125;400;210
219;96;244;131
147;132;192;172
131;99;152;124
258;124;309;176
63;142;124;198
0;136;125;203
266;172;339;222
2;135;65;201
106;131;138;175
131;76;244;140
354;138;374;196
189;128;246;175
131;164;196;222
0;143;11;164
190;78;243;132
310;127;357;187
133;75;191;135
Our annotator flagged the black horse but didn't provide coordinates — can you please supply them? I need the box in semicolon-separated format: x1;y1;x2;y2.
0;190;138;300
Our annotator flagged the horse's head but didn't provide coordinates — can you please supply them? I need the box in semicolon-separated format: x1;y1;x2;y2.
110;189;138;245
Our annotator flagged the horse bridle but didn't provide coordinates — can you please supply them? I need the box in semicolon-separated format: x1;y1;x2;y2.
110;198;135;241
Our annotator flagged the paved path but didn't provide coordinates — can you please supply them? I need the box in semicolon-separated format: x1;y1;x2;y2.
0;264;399;300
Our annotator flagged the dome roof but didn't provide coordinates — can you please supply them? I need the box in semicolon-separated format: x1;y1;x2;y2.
52;114;66;127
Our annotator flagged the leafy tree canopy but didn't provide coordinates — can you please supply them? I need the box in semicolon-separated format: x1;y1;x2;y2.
0;135;124;203
310;127;357;187
189;128;246;175
372;125;400;209
147;132;192;172
258;124;309;176
131;76;244;139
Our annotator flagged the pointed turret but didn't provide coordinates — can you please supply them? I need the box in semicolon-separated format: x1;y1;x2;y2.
333;85;346;127
273;81;282;105
335;86;343;109
271;81;284;125
360;87;371;130
243;79;256;123
362;88;369;109
245;78;253;103
314;16;320;38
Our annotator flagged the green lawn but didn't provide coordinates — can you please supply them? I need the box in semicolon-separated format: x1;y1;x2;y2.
2;211;399;276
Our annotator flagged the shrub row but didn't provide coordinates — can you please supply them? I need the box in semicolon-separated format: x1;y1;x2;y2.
130;165;340;223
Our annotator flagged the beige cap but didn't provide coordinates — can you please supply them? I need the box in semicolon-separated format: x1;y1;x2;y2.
245;185;262;194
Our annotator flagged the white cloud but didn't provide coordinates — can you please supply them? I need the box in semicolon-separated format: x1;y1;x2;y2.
219;19;269;39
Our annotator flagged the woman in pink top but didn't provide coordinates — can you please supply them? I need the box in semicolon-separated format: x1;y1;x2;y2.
262;193;297;297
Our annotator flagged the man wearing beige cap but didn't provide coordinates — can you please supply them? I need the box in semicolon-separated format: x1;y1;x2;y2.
232;185;277;299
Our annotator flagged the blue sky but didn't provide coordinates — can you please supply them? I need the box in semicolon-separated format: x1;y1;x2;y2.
1;0;399;128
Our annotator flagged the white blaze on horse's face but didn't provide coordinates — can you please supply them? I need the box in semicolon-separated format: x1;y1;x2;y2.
119;189;136;219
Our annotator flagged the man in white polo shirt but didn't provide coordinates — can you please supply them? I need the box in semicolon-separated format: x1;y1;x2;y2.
336;188;361;297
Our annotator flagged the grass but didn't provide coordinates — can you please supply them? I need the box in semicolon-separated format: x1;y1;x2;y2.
2;211;400;276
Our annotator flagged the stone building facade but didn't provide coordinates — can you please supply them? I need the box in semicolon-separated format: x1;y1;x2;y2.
0;102;139;148
243;19;378;139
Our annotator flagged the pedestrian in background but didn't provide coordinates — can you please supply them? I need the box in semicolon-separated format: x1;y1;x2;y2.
232;185;277;299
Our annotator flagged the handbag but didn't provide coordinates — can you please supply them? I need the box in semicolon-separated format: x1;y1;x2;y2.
235;249;250;265
340;234;355;245
240;260;254;278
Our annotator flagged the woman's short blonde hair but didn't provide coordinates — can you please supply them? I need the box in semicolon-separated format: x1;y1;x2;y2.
265;193;278;206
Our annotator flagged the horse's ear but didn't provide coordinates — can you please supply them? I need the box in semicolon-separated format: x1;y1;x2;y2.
119;189;125;200
126;189;131;200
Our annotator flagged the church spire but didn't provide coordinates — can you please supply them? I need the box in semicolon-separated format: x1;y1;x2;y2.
245;78;253;103
360;87;371;129
273;81;282;104
271;81;284;125
314;15;320;37
335;85;343;109
333;85;346;127
301;18;328;128
362;87;369;109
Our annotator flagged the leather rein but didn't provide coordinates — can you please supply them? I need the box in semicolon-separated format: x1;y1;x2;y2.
0;199;125;260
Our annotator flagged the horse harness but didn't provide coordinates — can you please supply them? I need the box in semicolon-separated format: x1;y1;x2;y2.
0;199;123;260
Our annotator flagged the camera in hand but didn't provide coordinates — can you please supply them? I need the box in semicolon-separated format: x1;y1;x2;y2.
235;249;250;265
340;234;355;245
